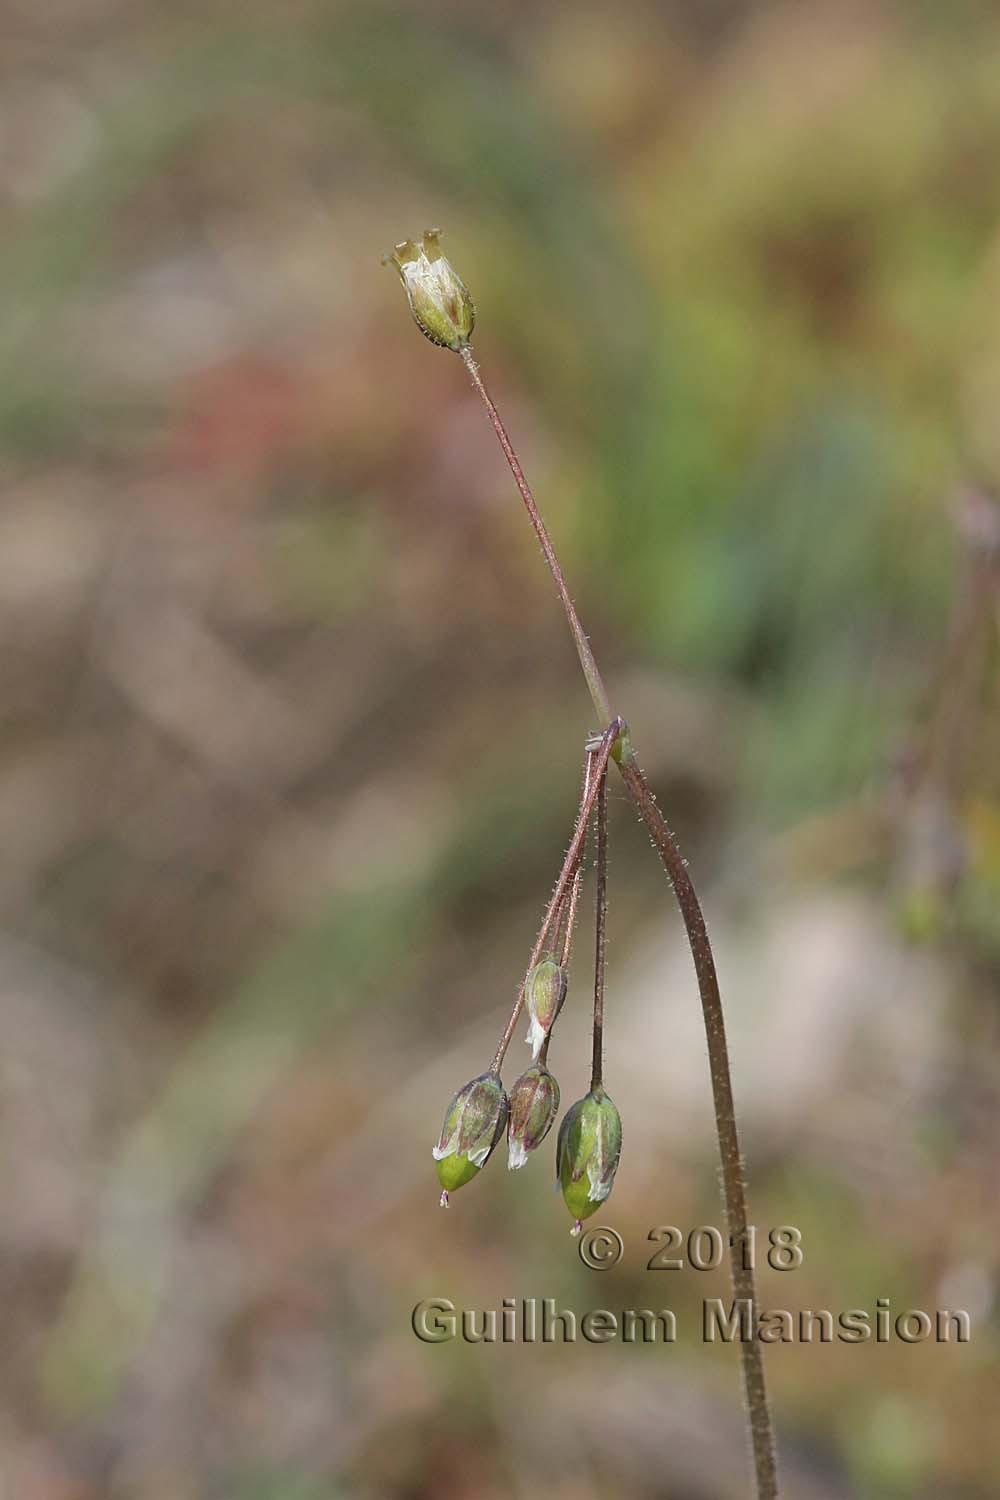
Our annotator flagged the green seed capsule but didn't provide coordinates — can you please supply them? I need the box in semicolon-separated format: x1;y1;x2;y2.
507;1064;560;1170
524;958;567;1059
556;1087;622;1226
383;229;476;352
433;1071;508;1204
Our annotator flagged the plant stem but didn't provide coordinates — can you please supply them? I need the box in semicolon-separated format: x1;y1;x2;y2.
490;718;623;1075
590;764;608;1092
617;752;775;1495
463;345;778;1500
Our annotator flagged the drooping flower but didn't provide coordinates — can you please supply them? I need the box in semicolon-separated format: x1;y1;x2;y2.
523;957;567;1060
556;1086;622;1228
507;1064;560;1170
433;1071;508;1204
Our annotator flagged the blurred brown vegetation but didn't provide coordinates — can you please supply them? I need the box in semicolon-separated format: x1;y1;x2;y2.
2;1;999;1496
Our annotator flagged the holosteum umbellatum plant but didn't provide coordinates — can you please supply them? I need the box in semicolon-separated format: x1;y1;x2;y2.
385;229;779;1500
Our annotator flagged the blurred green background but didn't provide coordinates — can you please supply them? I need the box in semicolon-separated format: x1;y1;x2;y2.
3;1;999;1496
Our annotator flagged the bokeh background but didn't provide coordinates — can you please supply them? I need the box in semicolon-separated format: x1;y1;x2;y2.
3;1;1000;1495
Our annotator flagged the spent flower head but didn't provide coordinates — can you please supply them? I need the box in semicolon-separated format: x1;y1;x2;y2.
507;1063;560;1170
433;1071;508;1204
383;228;475;352
556;1086;622;1229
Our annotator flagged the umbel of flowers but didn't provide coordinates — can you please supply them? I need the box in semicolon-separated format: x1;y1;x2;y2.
427;718;622;1229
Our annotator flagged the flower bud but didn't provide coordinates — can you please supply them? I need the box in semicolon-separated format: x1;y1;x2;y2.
433;1071;508;1203
556;1087;622;1227
524;957;567;1060
507;1064;560;1170
383;229;475;352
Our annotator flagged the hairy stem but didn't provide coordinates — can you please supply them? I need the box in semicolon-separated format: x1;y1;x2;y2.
463;345;778;1499
490;718;623;1075
590;765;609;1092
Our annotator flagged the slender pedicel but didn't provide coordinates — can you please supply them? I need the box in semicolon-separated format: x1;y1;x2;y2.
557;747;594;968
592;765;609;1090
460;347;613;730
489;717;623;1075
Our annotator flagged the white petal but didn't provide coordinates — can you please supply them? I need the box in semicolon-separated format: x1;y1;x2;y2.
525;1014;547;1059
508;1139;529;1171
